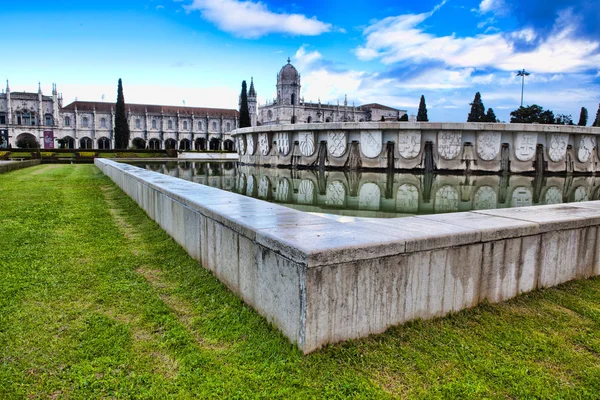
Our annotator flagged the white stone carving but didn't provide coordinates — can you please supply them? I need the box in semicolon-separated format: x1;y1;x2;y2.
396;184;419;213
237;136;246;155
511;187;532;207
574;186;588;202
298;180;315;204
257;176;271;199
473;186;497;210
437;131;462;160
275;178;290;202
476;132;501;161
547;133;569;162
277;132;290;155
258;133;270;155
434;185;459;213
299;132;315;157
360;131;383;158
327;131;347;158
359;183;381;210
247;134;255;155
578;135;596;163
397;131;421;159
544;186;562;204
514;133;537;161
326;181;346;207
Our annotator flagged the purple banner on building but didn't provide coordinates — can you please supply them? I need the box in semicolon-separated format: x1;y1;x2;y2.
43;131;54;149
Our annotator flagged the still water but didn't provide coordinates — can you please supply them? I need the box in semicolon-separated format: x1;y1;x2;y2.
128;161;599;218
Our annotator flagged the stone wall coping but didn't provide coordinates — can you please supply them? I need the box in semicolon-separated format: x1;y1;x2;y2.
232;121;600;136
98;159;600;267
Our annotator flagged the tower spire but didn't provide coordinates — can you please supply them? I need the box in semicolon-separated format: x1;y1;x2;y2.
248;77;257;97
5;80;9;92
38;81;42;93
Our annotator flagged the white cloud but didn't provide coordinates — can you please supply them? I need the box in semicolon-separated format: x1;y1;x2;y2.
477;0;505;15
293;45;322;70
183;0;332;38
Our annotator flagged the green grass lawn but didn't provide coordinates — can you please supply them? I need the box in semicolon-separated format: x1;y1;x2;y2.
1;164;599;399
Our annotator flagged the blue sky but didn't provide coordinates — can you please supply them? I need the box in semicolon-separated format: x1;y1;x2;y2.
4;0;600;122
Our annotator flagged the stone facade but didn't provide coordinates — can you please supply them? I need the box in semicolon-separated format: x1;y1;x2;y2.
257;59;407;126
0;81;239;150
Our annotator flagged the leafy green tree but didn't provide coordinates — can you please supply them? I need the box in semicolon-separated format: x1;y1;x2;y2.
467;92;486;122
485;108;498;122
398;114;409;121
417;95;428;122
577;107;588;126
554;114;574;125
114;78;130;149
16;135;39;149
239;80;251;128
510;105;555;124
594;104;600;127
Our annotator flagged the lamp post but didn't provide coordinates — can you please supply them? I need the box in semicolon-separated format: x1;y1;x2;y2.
517;69;530;108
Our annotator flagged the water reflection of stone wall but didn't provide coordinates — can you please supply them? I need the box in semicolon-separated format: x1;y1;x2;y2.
134;161;600;218
233;122;600;174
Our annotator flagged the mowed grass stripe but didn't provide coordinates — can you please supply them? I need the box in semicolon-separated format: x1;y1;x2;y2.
0;164;598;399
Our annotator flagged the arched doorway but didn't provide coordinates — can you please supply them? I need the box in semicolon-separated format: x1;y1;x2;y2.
148;139;161;150
195;138;206;151
165;139;177;150
223;139;234;152
97;137;111;150
58;136;75;149
16;133;39;149
180;139;191;151
209;138;221;151
132;137;146;149
79;137;93;149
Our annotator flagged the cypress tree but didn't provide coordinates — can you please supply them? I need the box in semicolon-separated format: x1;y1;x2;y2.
593;104;600;127
239;80;251;128
417;95;428;122
114;78;130;149
577;107;588;126
485;108;498;123
467;92;486;122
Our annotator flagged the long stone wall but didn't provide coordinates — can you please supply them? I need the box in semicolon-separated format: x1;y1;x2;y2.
96;158;600;353
232;122;600;173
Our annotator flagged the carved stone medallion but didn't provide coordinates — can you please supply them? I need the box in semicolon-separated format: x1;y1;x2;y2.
299;132;315;157
359;183;381;210
578;135;595;163
237;136;246;155
277;132;290;155
396;184;419;213
327;131;347;158
397;131;421;159
434;185;459;213
275;178;291;202
437;131;462;160
511;187;532;207
360;131;383;158
514;133;537;161
326;181;346;207
547;133;569;162
574;186;588;202
544;186;562;204
473;186;497;210
257;176;271;199
298;179;315;204
246;134;255;155
258;132;270;156
476;132;501;161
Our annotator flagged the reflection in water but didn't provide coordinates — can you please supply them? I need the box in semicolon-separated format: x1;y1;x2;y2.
128;161;600;218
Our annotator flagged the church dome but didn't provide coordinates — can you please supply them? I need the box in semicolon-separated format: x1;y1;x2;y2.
278;58;299;82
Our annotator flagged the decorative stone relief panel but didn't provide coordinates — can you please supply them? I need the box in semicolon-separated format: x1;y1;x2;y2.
237;136;246;155
277;132;290;155
257;176;271;199
473;186;497;210
434;185;459;213
544;186;563;204
358;183;381;210
396;184;419;213
247;134;256;155
360;131;383;158
274;178;291;202
326;181;346;207
511;187;532;207
397;131;421;159
514;133;537;161
259;133;270;156
577;135;596;163
574;186;588;202
476;132;501;161
327;131;347;158
547;133;569;162
299;132;315;157
298;180;315;204
437;131;462;160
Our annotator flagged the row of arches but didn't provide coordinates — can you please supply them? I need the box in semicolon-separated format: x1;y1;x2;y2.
53;136;235;151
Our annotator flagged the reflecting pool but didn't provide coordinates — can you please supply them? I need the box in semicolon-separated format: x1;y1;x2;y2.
128;161;599;218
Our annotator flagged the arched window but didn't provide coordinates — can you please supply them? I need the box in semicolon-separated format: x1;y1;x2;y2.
152;119;157;129
212;121;217;131
198;121;203;131
136;118;141;128
148;138;161;150
325;118;331;123
82;117;89;128
64;116;71;126
80;137;92;149
226;122;231;131
97;137;111;149
291;93;296;105
168;120;173;130
183;120;188;130
100;118;106;128
45;114;53;126
307;116;312;123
